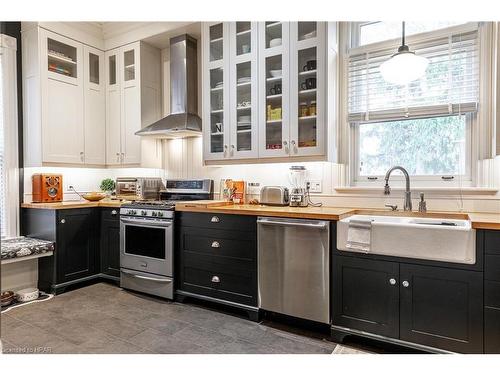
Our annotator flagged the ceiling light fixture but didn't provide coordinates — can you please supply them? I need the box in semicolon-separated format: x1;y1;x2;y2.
380;21;429;85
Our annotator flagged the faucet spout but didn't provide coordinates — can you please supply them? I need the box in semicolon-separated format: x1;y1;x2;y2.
384;166;412;211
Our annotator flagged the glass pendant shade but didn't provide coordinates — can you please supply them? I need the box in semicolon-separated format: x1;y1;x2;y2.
380;23;429;85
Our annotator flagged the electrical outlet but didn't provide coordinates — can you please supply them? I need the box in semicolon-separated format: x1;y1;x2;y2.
307;180;322;193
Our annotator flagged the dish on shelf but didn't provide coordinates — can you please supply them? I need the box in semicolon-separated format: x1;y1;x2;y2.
302;30;317;40
269;38;282;48
269;69;282;77
237;77;251;84
16;288;39;303
214;81;223;88
48;50;75;63
237;123;252;131
238;115;251;122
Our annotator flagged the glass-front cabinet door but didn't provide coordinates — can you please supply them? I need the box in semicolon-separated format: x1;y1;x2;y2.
122;43;139;88
259;22;290;158
229;22;258;159
204;22;230;160
44;30;82;86
290;22;325;156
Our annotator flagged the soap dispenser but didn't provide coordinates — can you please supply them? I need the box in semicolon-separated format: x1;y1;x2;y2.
418;192;427;212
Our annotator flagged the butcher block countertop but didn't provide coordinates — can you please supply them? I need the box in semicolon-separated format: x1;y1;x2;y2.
21;199;126;209
21;199;500;230
175;201;500;230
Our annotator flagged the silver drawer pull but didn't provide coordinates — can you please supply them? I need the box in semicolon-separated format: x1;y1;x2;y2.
211;276;220;283
210;216;220;223
402;280;410;288
211;241;220;248
111;210;117;215
389;278;396;285
60;219;66;224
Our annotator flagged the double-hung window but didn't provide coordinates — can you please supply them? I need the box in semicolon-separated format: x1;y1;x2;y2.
345;22;481;187
0;34;19;238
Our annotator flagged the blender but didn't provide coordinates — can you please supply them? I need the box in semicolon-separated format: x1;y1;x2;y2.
289;166;308;207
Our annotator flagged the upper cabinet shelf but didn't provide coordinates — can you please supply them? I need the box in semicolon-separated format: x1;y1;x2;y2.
203;21;329;163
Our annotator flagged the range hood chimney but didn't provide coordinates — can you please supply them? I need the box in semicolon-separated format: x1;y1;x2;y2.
136;34;201;138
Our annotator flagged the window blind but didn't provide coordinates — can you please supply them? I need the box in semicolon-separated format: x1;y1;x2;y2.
347;27;480;122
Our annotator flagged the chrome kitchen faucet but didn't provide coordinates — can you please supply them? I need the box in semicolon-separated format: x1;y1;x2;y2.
384;166;412;211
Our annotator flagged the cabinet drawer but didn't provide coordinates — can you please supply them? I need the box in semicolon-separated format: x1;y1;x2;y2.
485;231;500;255
182;230;256;260
485;280;500;309
485;255;500;281
183;252;255;278
485;307;500;353
178;212;256;232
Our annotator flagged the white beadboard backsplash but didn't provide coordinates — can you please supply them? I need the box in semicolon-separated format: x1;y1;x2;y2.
23;167;166;202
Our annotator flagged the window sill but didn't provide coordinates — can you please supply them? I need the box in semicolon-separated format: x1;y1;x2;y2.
334;186;498;196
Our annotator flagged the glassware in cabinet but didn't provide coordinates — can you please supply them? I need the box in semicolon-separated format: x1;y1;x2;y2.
47;38;78;78
290;22;325;157
209;23;224;61
209;67;225;153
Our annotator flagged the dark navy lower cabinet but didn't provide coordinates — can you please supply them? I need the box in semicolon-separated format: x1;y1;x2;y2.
483;230;500;353
333;256;399;338
99;208;121;278
332;254;484;353
399;264;483;353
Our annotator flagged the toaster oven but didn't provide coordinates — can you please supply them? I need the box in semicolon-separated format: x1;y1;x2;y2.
116;177;164;200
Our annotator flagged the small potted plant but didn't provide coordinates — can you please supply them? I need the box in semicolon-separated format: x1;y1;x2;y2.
100;178;116;197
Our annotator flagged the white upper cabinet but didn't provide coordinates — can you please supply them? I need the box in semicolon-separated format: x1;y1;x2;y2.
23;27;106;166
105;42;161;166
258;21;290;158
105;49;122;165
289;22;326;157
84;46;106;165
202;21;328;163
22;25;161;168
229;22;259;159
41;30;84;164
203;22;230;161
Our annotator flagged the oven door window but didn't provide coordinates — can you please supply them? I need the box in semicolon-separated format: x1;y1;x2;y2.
125;225;166;259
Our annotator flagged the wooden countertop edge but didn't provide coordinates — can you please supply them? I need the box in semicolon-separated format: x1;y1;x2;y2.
21;201;123;209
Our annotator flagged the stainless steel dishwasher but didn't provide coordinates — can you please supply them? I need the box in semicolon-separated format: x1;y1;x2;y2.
257;216;330;324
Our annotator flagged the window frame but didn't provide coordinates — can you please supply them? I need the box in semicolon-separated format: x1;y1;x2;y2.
349;114;475;187
338;21;492;189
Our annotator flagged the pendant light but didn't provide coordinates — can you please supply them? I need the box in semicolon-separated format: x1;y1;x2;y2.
380;22;429;85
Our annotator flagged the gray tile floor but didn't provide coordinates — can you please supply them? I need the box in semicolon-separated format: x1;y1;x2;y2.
1;282;350;354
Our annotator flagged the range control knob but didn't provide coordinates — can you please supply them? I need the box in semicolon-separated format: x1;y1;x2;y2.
141;210;148;216
151;211;157;217
157;211;164;217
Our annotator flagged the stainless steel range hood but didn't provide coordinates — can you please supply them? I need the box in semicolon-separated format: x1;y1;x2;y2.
136;34;201;138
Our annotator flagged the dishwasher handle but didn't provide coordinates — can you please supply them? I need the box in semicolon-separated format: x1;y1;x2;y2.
257;217;328;229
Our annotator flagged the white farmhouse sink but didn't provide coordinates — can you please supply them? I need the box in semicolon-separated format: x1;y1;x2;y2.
337;214;476;264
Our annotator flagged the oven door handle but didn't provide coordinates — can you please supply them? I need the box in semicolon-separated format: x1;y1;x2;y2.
120;217;173;227
121;269;173;283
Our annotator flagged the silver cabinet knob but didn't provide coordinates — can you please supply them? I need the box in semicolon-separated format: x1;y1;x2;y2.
402;280;410;288
211;276;220;283
80;151;84;162
116;152;120;162
111;210;117;215
291;140;297;153
60;219;66;224
210;216;220;223
211;241;220;248
389;278;396;285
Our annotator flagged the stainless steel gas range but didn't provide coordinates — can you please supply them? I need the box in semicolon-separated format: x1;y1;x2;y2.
120;179;213;299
